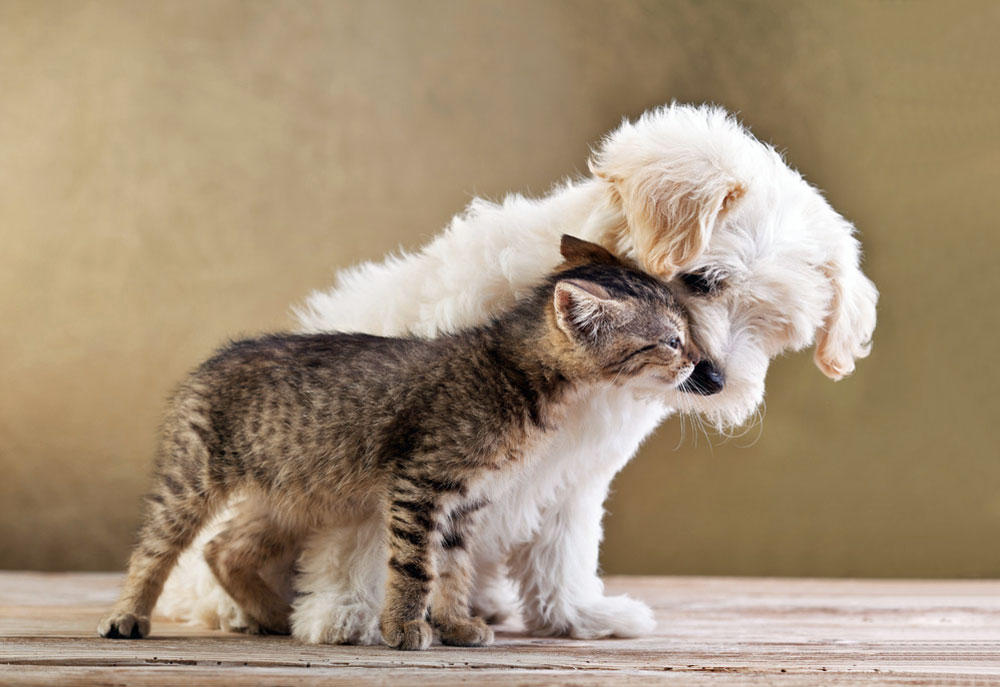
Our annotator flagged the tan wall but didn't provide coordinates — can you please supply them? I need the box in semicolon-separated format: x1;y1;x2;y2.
1;0;998;576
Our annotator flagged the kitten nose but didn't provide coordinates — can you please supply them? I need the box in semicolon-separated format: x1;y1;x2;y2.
680;359;725;395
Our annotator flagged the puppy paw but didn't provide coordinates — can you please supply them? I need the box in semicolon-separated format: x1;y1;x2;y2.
381;618;432;651
470;579;519;625
528;594;655;639
291;596;382;645
570;594;655;639
438;616;494;647
98;611;150;639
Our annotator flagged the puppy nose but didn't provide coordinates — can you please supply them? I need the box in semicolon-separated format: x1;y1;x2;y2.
681;359;725;396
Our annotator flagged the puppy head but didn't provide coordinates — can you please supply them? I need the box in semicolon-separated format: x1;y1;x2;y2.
590;104;878;428
590;105;748;278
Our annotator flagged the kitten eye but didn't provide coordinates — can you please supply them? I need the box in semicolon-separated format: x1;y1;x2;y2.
680;270;718;295
666;337;681;350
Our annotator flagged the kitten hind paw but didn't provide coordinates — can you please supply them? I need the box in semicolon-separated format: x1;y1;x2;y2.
438;616;494;647
98;611;150;639
381;619;432;651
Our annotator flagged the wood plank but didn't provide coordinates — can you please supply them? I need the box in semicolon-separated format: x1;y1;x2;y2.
2;573;1000;685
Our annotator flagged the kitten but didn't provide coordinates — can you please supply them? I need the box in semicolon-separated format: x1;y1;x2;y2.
98;235;699;650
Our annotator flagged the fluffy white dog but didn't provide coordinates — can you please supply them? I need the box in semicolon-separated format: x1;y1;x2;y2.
158;104;877;643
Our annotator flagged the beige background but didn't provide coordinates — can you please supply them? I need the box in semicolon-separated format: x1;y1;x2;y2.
1;0;998;576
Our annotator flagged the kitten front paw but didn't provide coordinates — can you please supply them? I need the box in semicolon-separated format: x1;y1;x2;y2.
98;611;150;639
381;618;432;651
438;616;494;647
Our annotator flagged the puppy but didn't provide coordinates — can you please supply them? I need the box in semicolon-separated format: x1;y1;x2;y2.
157;103;877;643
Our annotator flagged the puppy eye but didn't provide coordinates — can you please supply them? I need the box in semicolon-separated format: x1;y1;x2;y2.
680;270;718;295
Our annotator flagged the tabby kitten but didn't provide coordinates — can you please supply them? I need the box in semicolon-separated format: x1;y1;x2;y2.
98;235;698;650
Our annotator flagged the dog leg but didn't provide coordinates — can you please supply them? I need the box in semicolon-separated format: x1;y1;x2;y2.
291;515;385;645
509;479;654;639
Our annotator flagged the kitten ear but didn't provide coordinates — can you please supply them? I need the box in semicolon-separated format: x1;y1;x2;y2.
553;278;627;341
559;234;622;267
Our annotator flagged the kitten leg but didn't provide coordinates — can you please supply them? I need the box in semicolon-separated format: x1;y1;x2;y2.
430;504;494;647
203;507;295;634
379;491;439;651
99;461;217;638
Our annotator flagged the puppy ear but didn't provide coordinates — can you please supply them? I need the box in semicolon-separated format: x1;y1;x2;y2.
553;278;626;342
559;234;622;267
813;227;879;380
589;109;748;278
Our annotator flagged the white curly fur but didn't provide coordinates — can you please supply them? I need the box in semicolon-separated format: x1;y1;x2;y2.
157;103;877;643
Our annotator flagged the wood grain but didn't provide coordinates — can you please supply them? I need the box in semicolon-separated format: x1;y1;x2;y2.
2;573;1000;685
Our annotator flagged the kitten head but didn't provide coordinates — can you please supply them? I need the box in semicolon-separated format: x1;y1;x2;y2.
549;235;699;390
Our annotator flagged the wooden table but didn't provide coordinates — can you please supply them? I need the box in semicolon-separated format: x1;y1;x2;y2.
2;573;1000;685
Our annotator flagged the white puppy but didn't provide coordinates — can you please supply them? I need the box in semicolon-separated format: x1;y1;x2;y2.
158;104;877;643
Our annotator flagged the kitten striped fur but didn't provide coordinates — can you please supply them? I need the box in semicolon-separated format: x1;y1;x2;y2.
98;235;698;650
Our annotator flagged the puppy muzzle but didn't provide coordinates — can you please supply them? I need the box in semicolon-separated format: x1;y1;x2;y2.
679;359;725;395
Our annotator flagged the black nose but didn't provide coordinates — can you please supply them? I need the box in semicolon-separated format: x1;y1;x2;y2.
680;359;725;396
